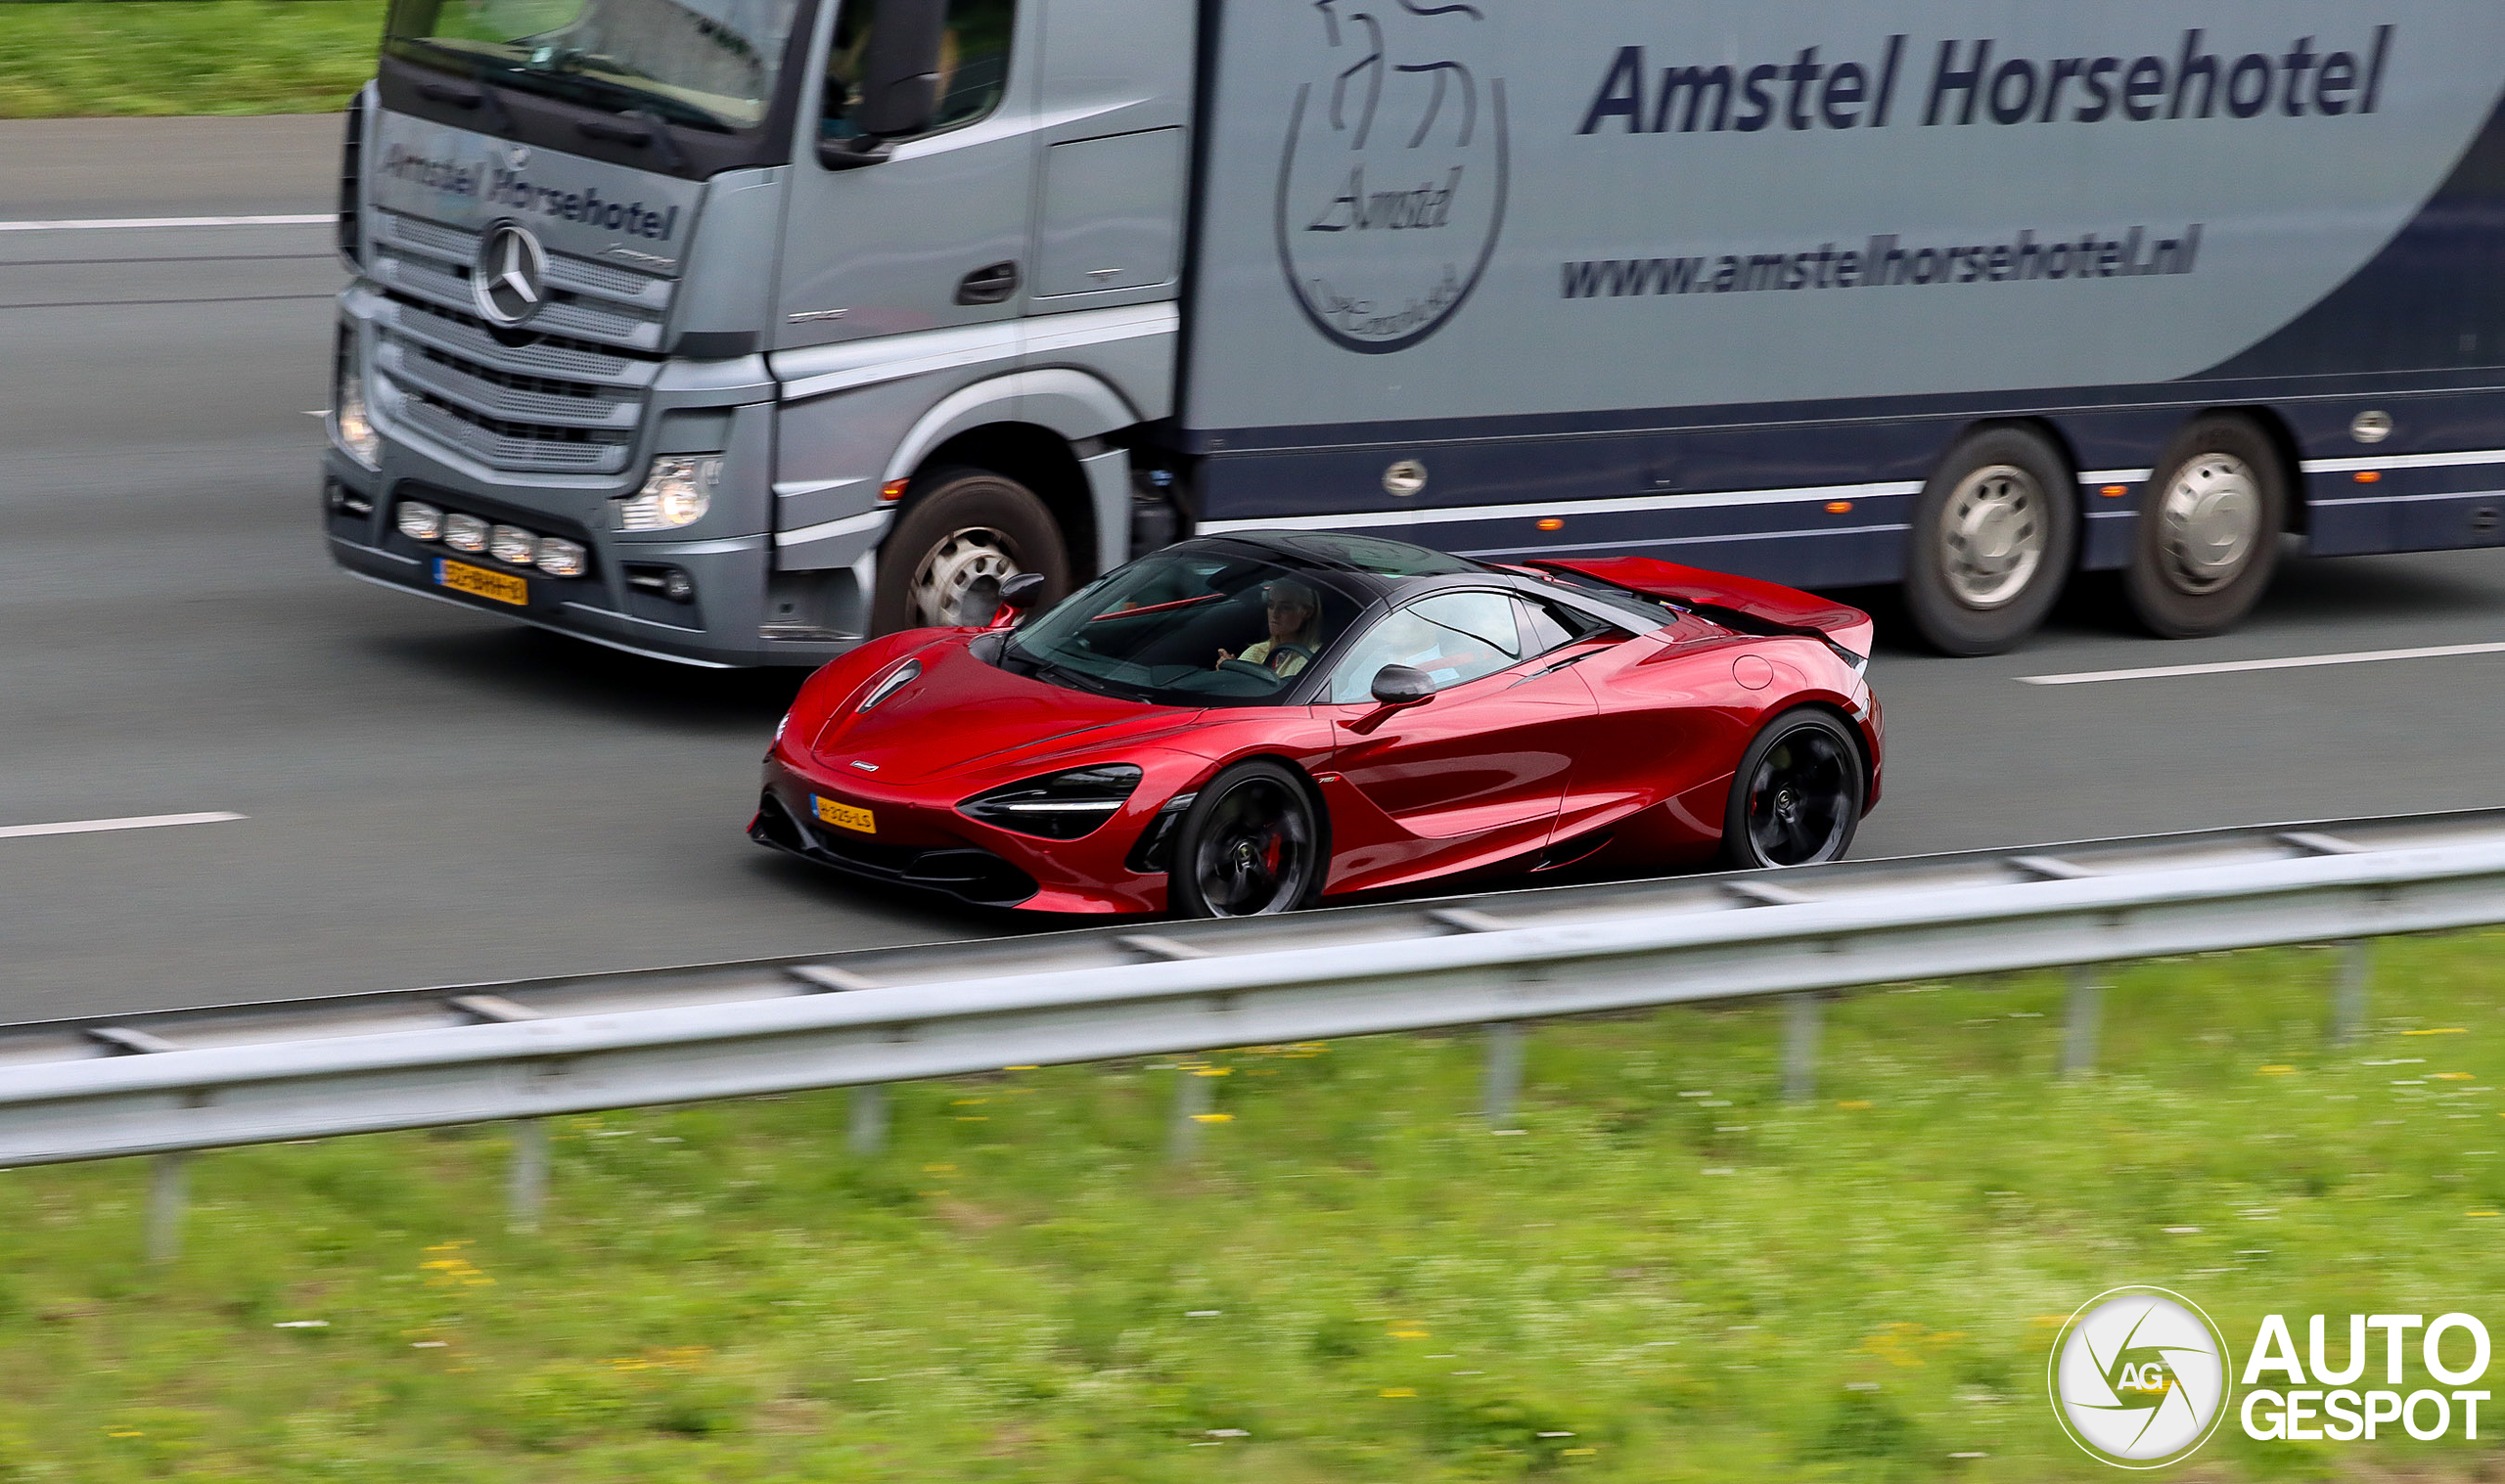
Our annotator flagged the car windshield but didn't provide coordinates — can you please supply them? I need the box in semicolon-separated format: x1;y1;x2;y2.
1002;549;1367;706
387;0;802;130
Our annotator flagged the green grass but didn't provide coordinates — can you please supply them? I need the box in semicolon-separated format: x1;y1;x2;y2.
7;936;2505;1480
0;1;381;117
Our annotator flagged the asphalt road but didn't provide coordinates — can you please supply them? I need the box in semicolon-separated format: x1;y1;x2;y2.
6;114;2504;1022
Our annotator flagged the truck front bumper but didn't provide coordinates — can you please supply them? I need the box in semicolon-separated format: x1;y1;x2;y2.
322;449;852;670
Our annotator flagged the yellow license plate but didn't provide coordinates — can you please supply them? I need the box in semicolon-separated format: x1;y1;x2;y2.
434;558;528;607
814;795;875;833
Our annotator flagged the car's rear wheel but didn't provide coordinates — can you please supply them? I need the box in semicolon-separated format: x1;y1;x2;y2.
871;467;1070;633
2124;416;2287;638
1720;708;1865;870
1168;761;1326;918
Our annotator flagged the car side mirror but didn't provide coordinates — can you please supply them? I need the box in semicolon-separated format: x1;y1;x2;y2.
984;571;1047;627
817;0;944;170
1370;663;1435;705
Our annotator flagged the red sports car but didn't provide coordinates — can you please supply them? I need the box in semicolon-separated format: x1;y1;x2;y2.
752;531;1882;916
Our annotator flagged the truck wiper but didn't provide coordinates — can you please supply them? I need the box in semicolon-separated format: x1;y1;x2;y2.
406;43;518;134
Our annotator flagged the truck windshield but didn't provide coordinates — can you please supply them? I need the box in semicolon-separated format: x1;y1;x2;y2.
1001;550;1367;707
386;0;802;130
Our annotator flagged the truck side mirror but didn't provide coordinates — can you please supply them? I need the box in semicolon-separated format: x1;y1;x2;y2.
818;0;946;170
1370;664;1435;705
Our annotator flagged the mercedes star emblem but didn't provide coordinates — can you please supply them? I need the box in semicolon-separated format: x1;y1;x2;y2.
473;222;548;329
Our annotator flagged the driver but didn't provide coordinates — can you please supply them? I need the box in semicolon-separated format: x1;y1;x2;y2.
1217;578;1323;677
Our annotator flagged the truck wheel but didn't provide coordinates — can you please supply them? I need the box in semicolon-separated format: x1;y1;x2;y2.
1903;426;2077;655
871;467;1070;632
2124;416;2286;639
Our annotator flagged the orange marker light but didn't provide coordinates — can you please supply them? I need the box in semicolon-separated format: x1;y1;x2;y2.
1824;500;1853;514
2354;471;2383;483
1535;517;1564;531
880;477;910;502
2100;484;2128;498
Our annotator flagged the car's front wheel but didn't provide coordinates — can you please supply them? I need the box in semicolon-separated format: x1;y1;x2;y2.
1167;761;1326;917
1720;708;1865;869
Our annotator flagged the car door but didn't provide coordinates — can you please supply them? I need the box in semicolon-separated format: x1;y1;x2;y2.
1319;590;1599;873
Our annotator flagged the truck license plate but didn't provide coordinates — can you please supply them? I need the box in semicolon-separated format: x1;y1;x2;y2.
814;795;876;833
434;558;528;607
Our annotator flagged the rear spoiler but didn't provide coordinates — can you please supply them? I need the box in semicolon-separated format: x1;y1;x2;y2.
1529;557;1876;666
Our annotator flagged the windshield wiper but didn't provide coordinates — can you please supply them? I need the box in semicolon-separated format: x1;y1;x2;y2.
406;43;518;134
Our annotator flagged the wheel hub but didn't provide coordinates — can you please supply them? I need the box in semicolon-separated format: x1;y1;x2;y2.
2159;454;2260;591
1940;464;2046;609
908;527;1018;627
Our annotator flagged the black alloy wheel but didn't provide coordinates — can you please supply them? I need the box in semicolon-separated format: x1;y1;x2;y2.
1720;708;1865;869
1168;760;1326;918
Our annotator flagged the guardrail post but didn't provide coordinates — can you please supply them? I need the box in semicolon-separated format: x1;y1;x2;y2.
1168;1068;1214;1162
2333;940;2372;1044
145;1152;189;1264
506;1120;548;1234
2060;967;2102;1077
847;1085;888;1156
1782;993;1823;1102
1482;1022;1526;1132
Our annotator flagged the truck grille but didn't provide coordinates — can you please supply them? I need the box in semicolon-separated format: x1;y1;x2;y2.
366;209;670;477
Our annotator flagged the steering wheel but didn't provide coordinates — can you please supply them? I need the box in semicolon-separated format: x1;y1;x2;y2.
1217;657;1284;681
1267;643;1317;669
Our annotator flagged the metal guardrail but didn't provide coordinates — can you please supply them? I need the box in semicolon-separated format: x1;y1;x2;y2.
7;807;2505;1254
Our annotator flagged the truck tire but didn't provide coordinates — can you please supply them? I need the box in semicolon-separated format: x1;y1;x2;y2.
871;467;1070;633
2124;415;2286;639
1903;426;2077;655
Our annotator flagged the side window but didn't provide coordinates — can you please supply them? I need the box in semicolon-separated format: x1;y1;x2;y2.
1516;595;1616;655
1326;591;1524;703
824;0;1014;140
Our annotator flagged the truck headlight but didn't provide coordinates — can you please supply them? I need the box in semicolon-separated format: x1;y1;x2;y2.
443;512;490;553
334;356;381;469
957;764;1144;840
535;538;588;578
616;455;720;531
489;524;538;566
396;500;443;541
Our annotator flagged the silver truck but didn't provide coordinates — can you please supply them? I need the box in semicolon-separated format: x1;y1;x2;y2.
327;0;2505;660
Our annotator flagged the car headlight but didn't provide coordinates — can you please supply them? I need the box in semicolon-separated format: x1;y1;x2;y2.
957;764;1144;840
443;512;490;553
396;500;443;542
615;455;720;531
334;357;381;469
535;538;587;578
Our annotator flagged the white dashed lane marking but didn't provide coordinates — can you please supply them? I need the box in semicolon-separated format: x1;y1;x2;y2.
2018;641;2505;686
0;812;246;840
